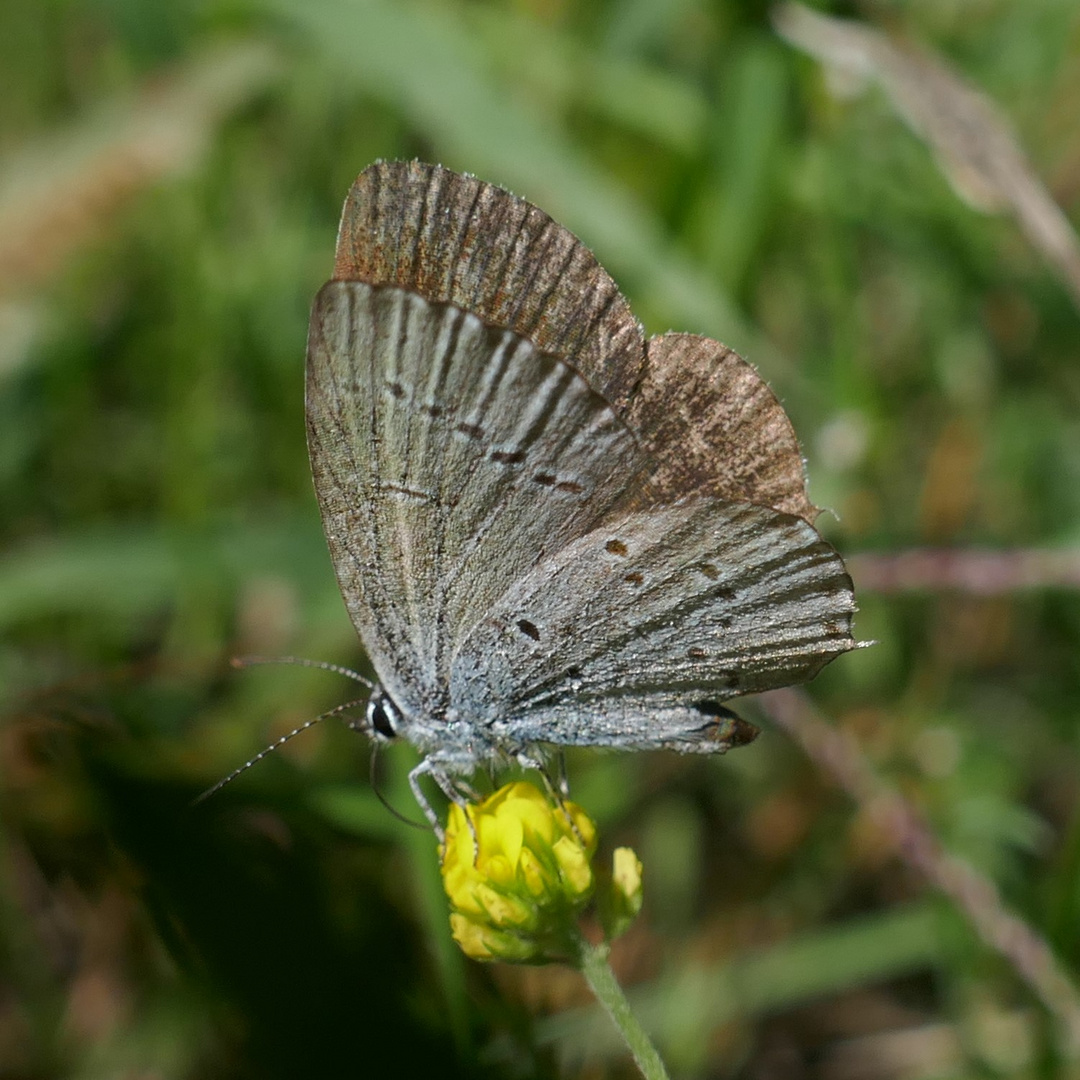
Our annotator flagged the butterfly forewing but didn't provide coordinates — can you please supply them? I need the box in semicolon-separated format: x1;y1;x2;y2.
451;500;855;749
335;162;821;522
306;280;651;715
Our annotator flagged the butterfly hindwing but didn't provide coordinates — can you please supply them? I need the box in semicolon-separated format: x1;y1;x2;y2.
450;500;855;751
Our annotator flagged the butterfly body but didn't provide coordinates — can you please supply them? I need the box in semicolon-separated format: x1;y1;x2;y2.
306;162;856;803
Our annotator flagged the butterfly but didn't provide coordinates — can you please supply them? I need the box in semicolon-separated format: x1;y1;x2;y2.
305;160;856;824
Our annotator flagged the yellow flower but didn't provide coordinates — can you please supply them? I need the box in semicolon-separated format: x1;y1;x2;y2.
440;781;598;963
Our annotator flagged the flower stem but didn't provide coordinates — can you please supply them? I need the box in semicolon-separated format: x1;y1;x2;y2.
577;941;670;1080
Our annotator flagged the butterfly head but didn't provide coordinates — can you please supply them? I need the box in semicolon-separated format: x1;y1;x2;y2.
354;683;403;743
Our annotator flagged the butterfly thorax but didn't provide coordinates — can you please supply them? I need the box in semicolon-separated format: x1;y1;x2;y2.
361;682;528;774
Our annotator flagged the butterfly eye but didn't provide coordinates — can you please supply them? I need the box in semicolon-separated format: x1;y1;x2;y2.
367;695;398;740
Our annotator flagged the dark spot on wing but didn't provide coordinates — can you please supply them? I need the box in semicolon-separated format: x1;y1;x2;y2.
388;381;406;399
420;402;444;417
381;482;434;502
533;472;556;486
716;586;737;602
492;449;527;465
555;480;584;494
605;539;628;557
517;619;541;641
624;571;644;585
687;647;707;659
696;700;735;717
456;422;484;439
699;563;719;580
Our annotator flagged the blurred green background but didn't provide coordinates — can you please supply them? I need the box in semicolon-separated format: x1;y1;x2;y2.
3;0;1080;1076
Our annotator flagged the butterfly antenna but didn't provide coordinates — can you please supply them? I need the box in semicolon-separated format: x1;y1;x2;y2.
368;745;427;830
230;655;374;689
193;698;366;806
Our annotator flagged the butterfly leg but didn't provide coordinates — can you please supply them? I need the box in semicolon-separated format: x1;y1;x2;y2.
451;776;484;802
429;767;483;861
522;752;584;845
407;758;446;842
408;759;482;857
554;751;570;798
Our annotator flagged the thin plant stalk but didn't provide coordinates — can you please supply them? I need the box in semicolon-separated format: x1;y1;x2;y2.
577;940;670;1080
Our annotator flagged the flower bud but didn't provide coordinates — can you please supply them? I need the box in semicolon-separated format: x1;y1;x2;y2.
602;847;644;941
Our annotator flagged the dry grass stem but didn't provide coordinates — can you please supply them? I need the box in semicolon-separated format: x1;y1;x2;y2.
849;548;1080;594
761;686;1080;1057
773;2;1080;311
